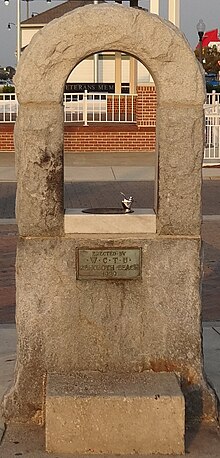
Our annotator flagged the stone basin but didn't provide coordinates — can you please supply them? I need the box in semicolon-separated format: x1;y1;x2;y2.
82;208;134;214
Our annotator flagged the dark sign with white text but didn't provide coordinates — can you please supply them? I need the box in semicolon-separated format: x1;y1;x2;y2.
65;83;129;93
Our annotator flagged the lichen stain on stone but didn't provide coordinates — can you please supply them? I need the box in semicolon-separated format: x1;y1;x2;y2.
40;149;51;165
33;147;63;196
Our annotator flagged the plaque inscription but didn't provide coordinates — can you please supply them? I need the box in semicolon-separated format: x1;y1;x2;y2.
77;248;141;280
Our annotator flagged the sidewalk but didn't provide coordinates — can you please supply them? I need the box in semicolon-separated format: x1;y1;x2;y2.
0;152;220;181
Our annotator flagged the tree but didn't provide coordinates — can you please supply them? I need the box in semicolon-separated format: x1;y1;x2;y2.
195;45;220;74
0;66;15;80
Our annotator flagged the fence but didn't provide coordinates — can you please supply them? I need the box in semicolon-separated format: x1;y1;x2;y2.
0;92;136;124
0;93;17;122
1;91;220;163
204;114;220;162
63;92;136;123
204;91;220;163
206;91;220;105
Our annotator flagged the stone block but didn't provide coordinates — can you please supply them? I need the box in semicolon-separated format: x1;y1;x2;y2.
3;235;217;425
46;371;185;455
64;208;156;234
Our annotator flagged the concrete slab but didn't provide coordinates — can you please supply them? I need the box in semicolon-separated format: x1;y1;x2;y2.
0;218;16;225
203;215;220;221
0;424;220;457
64;166;115;181
0;153;15;167
0;167;16;182
64;208;156;233
203;326;220;400
203;168;220;178
0;325;16;440
64;151;156;167
0;154;219;182
46;372;184;455
112;165;155;181
64;166;155;182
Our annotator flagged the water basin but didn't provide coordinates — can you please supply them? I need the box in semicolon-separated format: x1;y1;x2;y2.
82;208;134;214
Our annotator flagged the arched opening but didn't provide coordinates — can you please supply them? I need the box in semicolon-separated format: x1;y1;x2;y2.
14;2;204;237
63;50;156;218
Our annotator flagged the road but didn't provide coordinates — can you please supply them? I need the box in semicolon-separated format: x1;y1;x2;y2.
0;180;220;218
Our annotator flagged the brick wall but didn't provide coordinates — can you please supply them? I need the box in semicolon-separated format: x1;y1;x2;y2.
0;124;14;152
0;123;155;153
136;84;157;128
64;124;155;152
0;85;157;153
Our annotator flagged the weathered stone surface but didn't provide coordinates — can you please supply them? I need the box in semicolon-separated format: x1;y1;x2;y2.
6;4;216;450
14;4;204;106
13;3;205;236
156;106;204;235
15;105;64;236
45;372;185;455
3;235;217;424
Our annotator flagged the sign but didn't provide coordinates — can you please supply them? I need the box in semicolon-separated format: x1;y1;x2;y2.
77;248;141;280
65;83;115;93
65;83;129;93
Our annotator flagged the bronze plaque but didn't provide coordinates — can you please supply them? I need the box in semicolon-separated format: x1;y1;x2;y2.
77;248;141;280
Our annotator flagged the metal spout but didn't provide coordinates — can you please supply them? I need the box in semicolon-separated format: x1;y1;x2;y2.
120;192;134;213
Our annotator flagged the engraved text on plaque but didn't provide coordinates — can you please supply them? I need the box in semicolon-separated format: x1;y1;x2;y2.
77;248;141;280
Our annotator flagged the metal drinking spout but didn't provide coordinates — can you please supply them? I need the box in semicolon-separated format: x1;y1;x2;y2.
120;192;134;213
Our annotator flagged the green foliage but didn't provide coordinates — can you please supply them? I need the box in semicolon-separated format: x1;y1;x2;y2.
195;45;220;74
2;85;15;93
0;66;15;80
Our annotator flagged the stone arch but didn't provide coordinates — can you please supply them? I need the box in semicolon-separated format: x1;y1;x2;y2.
14;3;205;236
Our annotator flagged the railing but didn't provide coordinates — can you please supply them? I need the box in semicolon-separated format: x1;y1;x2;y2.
1;91;220;164
206;90;220;105
0;93;18;122
0;92;137;124
204;113;220;162
63;92;137;124
204;91;220;163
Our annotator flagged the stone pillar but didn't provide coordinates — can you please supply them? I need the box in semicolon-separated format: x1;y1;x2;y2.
168;0;180;27
14;104;64;237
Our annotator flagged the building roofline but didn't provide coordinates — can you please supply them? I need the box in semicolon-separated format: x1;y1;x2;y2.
21;1;104;26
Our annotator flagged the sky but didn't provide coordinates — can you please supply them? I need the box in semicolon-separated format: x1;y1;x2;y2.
1;0;220;68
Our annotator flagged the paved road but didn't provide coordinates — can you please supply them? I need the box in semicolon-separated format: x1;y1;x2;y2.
1;180;220;218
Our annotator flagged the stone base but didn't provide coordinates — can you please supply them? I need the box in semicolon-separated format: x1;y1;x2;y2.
45;371;185;455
